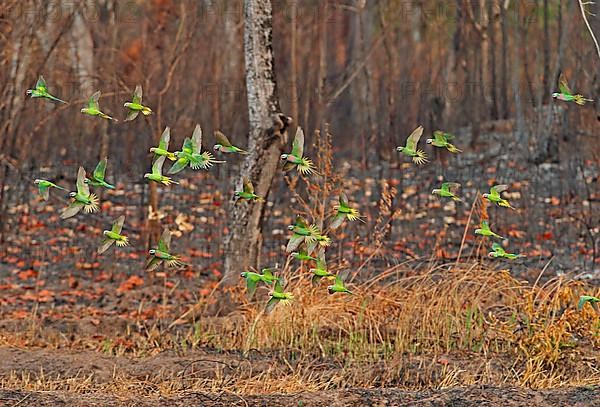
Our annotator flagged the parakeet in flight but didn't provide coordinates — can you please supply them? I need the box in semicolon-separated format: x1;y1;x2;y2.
426;131;462;153
330;192;363;230
81;91;117;121
26;76;67;104
213;130;248;154
474;220;504;240
60;167;100;219
286;216;320;253
265;279;294;314
235;178;264;202
290;251;317;262
396;125;428;165
240;268;279;299
146;228;183;271
124;85;152;121
98;215;129;254
85;157;115;190
150;127;176;161
328;270;353;295
169;125;224;174
577;295;599;311
281;127;314;175
482;185;515;210
488;243;524;260
144;156;178;186
33;179;66;201
432;182;462;202
552;73;594;105
309;252;335;285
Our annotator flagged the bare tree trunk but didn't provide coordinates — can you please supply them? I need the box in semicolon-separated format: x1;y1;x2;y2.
222;0;289;286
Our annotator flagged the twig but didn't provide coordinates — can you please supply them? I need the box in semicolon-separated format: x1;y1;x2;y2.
578;0;600;62
456;193;479;265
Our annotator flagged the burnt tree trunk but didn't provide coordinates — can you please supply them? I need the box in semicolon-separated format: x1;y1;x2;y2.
222;0;289;285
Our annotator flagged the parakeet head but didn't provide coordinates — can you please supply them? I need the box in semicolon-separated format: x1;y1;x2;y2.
84;178;90;184
149;249;156;255
482;193;489;199
33;179;40;184
287;225;294;231
426;138;433;144
327;286;335;294
213;144;221;151
234;191;241;197
26;89;33;95
474;229;482;235
290;252;298;257
488;251;497;258
551;92;559;99
280;154;288;160
431;188;441;195
396;146;404;152
80;108;86;113
240;271;247;278
143;174;150;179
69;192;76;198
102;230;110;236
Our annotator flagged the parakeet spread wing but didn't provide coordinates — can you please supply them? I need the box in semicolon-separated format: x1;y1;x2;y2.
93;158;107;181
158;228;171;252
286;234;305;252
169;157;189;175
291;127;305;158
61;202;84;219
38;184;50;200
243;178;254;194
76;167;90;196
246;275;259;299
158;127;171;150
405;126;424;151
112;215;125;234
339;192;349;208
36;76;48;92
191;125;203;154
296;216;309;229
152;156;166;175
88;91;101;110
215;131;232;147
433;131;446;143
98;238;116;254
558;73;572;95
443;182;461;194
146;256;162;271
132;85;142;104
491;242;504;253
481;220;491;231
491;184;509;197
182;138;194;154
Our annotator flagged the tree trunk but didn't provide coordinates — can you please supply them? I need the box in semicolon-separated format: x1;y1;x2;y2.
222;0;289;286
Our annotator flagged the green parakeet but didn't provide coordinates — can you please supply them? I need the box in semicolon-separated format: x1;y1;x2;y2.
552;73;593;105
150;127;176;161
170;125;224;174
474;220;504;240
26;75;67;104
33;179;66;201
327;270;353;295
240;268;279;299
265;280;294;314
286;216;320;253
310;252;335;285
290;251;317;262
98;215;129;254
577;295;599;311
281;126;314;175
213;130;248;154
426;131;462;153
235;178;264;202
432;182;462;202
81;91;117;121
144;156;178;186
488;243;524;260
146;228;183;271
85;157;115;190
330;192;363;230
482;185;515;210
60;167;100;219
396;126;428;165
124;85;152;121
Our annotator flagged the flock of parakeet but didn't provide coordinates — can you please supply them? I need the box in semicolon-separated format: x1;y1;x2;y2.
27;71;597;314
